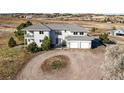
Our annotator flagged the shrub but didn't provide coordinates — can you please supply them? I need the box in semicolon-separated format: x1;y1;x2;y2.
8;37;16;48
91;27;97;32
99;33;114;44
41;55;69;72
41;36;51;51
112;26;116;30
27;42;39;53
14;30;24;41
51;60;65;70
25;21;32;27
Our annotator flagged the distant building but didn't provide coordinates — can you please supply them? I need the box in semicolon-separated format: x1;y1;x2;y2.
111;29;124;36
26;15;32;20
91;15;106;21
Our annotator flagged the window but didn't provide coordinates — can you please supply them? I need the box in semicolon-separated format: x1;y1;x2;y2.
73;32;78;35
31;39;34;41
30;31;34;34
28;39;30;42
80;32;84;35
39;31;44;34
39;39;42;43
25;31;27;34
56;32;62;35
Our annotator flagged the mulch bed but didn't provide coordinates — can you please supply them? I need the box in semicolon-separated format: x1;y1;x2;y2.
41;55;70;73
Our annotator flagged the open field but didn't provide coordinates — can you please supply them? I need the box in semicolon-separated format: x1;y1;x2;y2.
0;32;14;47
1;16;124;31
0;31;32;79
0;47;31;79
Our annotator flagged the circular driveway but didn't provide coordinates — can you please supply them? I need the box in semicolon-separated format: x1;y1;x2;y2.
17;49;105;80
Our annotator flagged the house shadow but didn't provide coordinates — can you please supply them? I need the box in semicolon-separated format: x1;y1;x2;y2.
92;39;103;48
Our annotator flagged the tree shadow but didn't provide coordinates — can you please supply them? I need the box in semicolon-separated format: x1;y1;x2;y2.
92;39;103;48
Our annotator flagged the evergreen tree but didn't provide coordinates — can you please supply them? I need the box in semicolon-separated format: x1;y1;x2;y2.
41;36;51;51
8;37;16;48
15;21;32;41
27;42;39;53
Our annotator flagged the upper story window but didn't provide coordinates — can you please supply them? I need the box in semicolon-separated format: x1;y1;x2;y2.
73;32;78;35
80;32;84;35
28;39;30;42
39;31;44;34
30;31;34;33
56;32;62;35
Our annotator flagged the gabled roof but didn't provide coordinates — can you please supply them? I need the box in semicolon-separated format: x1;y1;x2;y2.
23;24;51;31
112;29;124;33
65;36;94;41
46;24;88;32
23;24;88;32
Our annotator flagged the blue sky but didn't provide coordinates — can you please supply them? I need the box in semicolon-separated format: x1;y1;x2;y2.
0;0;124;13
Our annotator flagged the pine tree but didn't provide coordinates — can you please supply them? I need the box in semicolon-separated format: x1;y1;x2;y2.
41;36;51;51
8;37;16;48
27;42;39;53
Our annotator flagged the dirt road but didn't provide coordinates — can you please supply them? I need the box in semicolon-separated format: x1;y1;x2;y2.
17;49;105;80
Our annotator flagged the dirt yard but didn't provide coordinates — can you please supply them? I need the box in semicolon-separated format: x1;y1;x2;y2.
17;47;105;80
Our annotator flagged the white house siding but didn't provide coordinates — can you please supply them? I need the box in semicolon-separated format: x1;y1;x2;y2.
25;30;50;47
25;31;34;45
34;31;49;47
55;30;88;46
57;30;87;40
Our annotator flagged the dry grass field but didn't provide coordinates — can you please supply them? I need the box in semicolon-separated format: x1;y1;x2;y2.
0;32;32;79
0;32;14;47
1;16;124;31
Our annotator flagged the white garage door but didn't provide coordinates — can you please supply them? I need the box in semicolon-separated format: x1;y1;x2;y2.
81;42;91;48
70;42;79;48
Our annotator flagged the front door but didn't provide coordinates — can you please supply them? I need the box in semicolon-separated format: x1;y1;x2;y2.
56;38;61;46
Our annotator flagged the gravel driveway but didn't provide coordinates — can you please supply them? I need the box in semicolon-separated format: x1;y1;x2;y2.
17;49;105;80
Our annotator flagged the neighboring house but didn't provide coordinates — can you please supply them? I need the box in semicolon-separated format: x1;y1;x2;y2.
23;24;94;49
26;15;32;20
111;29;124;36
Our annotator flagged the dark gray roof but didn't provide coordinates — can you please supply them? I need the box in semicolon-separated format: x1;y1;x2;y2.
23;24;51;31
23;24;88;32
65;36;94;41
47;24;88;32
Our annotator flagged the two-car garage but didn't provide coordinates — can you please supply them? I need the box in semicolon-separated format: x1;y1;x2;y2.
69;42;79;48
66;36;94;49
68;41;92;49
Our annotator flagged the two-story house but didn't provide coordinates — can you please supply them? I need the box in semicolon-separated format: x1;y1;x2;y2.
23;24;94;48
